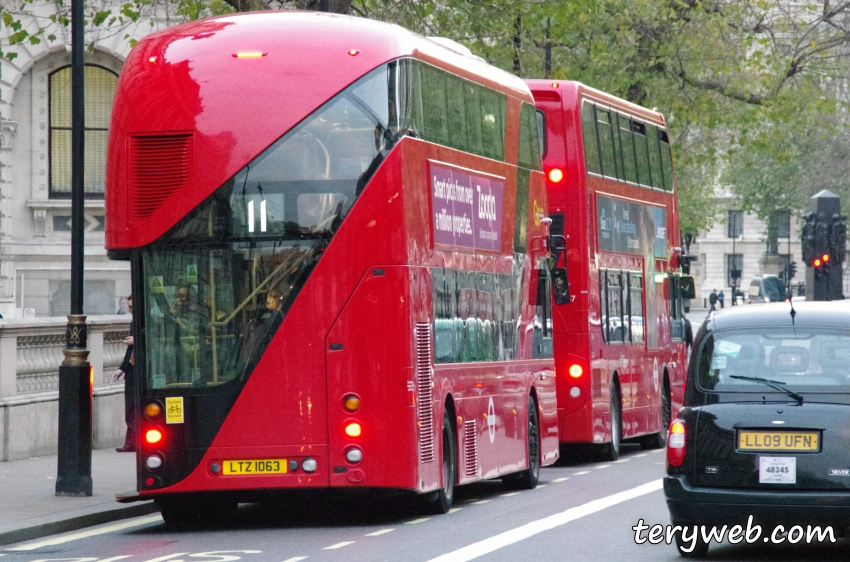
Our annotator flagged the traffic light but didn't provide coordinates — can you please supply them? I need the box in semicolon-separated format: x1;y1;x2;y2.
679;254;690;275
802;212;816;266
789;261;797;280
814;253;831;277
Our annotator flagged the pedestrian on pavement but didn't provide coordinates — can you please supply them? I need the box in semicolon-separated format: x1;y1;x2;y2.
114;295;135;452
709;289;718;312
718;291;725;309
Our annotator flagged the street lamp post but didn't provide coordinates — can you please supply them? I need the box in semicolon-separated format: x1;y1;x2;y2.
55;0;92;496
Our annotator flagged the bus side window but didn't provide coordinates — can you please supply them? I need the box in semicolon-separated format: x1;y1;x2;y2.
630;273;644;343
533;267;554;359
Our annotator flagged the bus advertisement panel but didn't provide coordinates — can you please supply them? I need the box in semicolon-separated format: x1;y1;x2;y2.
106;12;559;524
526;80;689;461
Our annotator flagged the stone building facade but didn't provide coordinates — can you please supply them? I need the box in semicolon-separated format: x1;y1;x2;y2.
0;3;175;318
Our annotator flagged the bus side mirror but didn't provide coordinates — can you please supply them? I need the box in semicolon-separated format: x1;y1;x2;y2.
548;234;571;305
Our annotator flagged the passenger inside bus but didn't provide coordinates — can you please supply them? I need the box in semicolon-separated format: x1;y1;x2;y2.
239;288;285;374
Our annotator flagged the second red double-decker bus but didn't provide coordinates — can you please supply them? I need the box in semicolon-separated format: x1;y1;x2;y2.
526;80;690;460
108;12;560;523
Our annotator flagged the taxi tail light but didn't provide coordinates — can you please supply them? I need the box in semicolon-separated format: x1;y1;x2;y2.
145;428;164;445
667;420;686;467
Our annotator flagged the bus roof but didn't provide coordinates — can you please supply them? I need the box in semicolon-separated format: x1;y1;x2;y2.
525;80;667;127
107;12;532;249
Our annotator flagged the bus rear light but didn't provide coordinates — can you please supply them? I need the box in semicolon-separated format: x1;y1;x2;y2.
343;394;361;412
233;51;267;59
548;168;564;183
569;386;580;398
568;364;583;378
145;455;163;470
345;447;363;464
145;428;163;445
551;82;559;89
145;477;155;486
667;420;686;467
344;422;362;438
302;458;317;473
148;56;157;63
348;49;360;56
144;402;162;418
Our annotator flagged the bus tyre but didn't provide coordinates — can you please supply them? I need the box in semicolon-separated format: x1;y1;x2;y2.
640;377;671;450
425;409;457;514
673;522;709;558
600;383;621;461
503;395;540;490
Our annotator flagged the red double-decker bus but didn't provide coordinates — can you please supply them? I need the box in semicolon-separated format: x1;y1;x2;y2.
526;80;690;460
107;12;560;523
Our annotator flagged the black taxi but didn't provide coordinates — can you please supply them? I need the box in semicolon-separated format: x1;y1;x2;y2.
665;301;850;556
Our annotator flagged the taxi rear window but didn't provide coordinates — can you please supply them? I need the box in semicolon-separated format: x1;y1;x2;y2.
696;328;850;395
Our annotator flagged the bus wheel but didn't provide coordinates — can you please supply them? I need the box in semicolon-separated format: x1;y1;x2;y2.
503;395;540;490
600;383;621;461
425;409;456;514
640;377;671;450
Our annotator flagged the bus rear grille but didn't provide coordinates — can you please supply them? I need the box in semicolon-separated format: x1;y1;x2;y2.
592;368;602;399
130;133;194;219
464;420;478;478
415;322;435;464
588;194;596;259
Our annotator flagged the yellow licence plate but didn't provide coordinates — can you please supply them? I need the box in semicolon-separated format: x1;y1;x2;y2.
738;431;819;452
222;459;288;475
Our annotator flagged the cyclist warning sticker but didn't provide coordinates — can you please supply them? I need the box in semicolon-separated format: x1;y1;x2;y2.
149;276;164;294
165;397;184;424
186;265;198;283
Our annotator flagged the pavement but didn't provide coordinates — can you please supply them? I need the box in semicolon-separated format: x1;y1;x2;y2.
0;448;158;546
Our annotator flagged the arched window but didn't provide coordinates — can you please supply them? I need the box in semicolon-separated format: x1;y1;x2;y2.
49;64;118;198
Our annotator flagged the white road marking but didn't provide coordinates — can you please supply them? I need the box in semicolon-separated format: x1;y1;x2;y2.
634;453;647;458
651;449;665;453
472;500;492;505
464;498;480;503
6;515;163;551
614;458;631;463
595;465;610;469
536;485;547;489
573;471;590;475
405;518;431;525
282;557;309;562
448;508;463;514
552;477;569;482
425;479;663;562
323;541;355;550
366;529;395;536
500;492;521;497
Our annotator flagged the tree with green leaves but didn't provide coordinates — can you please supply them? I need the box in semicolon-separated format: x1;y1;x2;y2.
4;0;850;238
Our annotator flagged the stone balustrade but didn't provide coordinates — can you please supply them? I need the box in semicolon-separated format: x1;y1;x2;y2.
0;315;132;461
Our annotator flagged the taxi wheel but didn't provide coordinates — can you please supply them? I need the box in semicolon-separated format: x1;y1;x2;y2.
503;395;540;490
673;523;709;558
600;384;621;461
425;409;457;514
641;378;671;450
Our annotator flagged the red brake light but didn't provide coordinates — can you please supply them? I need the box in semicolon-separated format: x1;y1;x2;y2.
548;168;564;183
344;422;362;438
145;429;163;445
667;420;686;468
568;364;583;378
348;49;360;56
823;254;830;262
551;82;559;89
814;258;822;267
